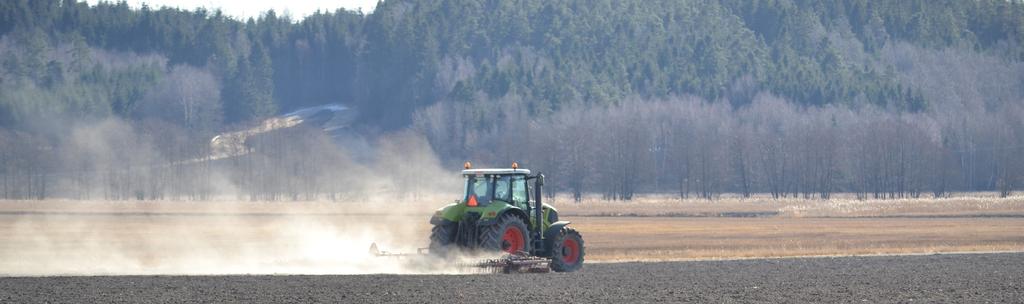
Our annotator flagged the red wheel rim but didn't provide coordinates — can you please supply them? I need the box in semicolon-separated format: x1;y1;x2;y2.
562;238;580;264
502;226;525;253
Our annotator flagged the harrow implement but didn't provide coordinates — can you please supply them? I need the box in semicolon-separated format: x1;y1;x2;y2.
369;243;550;273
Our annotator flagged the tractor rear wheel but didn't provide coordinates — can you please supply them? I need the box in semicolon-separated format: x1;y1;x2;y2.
479;214;531;254
428;223;456;256
550;227;584;272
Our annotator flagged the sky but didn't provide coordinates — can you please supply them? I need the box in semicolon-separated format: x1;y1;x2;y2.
82;0;380;20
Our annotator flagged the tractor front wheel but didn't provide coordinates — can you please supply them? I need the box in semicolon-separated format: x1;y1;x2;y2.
550;227;584;272
479;214;531;254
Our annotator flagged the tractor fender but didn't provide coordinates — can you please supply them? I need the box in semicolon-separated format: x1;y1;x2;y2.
429;215;455;226
430;203;462;225
541;221;572;256
477;207;529;226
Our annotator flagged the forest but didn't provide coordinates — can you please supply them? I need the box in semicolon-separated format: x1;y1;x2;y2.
1;0;1023;200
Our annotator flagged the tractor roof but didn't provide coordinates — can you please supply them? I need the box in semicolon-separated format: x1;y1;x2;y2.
462;168;531;175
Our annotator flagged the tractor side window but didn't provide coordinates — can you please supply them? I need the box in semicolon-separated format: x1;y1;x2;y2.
512;176;527;205
494;176;511;202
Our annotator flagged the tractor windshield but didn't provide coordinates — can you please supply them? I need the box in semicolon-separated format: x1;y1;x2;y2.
465;175;492;205
464;174;514;205
464;174;516;204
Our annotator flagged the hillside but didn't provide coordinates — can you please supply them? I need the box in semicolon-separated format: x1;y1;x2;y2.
1;0;1024;200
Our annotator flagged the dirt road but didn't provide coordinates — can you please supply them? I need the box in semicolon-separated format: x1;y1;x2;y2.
2;252;1021;303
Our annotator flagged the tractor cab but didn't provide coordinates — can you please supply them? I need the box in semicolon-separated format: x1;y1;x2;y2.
462;168;531;210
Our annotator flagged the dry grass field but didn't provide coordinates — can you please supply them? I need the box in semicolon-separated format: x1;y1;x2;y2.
556;193;1024;261
571;216;1024;261
0;194;1022;275
554;193;1024;217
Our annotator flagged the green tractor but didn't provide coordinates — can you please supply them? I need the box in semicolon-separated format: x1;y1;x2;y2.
428;162;584;272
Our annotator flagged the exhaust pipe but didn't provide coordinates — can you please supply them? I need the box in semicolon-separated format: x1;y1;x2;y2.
532;173;544;254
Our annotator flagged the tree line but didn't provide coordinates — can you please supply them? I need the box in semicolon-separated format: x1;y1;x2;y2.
417;94;1024;201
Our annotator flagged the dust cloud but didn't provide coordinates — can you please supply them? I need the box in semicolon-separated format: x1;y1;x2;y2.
0;112;487;276
0;200;501;276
